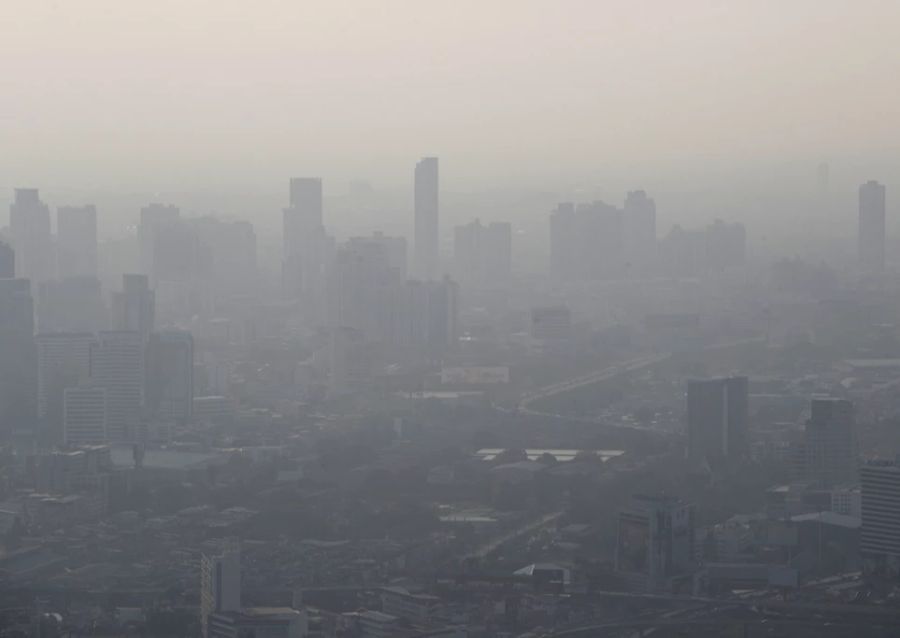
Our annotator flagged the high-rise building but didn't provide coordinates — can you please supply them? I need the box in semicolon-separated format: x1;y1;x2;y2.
453;219;512;289
57;205;98;278
63;385;108;446
37;277;105;333
145;330;194;425
36;332;96;441
283;177;323;299
860;459;900;571
686;376;748;463
0;241;15;278
331;237;403;343
192;217;258;300
413;157;439;280
90;331;143;442
111;274;155;344
9;189;53;283
201;542;242;638
0;278;37;440
400;277;458;355
139;203;180;282
798;398;857;487
859;180;886;273
624;190;657;275
550;200;624;280
616;494;694;592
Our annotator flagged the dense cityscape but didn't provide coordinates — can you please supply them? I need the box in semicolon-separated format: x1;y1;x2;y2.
3;1;900;637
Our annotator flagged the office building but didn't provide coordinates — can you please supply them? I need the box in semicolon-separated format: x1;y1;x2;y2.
201;542;242;638
283;177;323;299
799;398;857;487
0;278;37;440
616;494;694;592
36;332;96;440
57;205;98;278
624;190;657;275
453;219;512;289
686;376;748;463
145;330;194;425
192;216;258;300
859;180;886;273
860;459;900;570
207;608;308;638
37;277;105;333
63;385;108;446
139;203;180;281
90;331;143;442
400;277;458;355
550;200;624;280
0;241;14;278
9;189;53;283
111;274;155;344
413;157;439;280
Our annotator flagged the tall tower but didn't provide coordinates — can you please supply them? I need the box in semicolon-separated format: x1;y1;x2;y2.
624;190;657;275
145;330;194;425
800;397;857;487
414;157;439;280
0;241;14;278
9;189;53;284
283;177;323;300
57;205;98;279
138;203;180;283
859;180;886;273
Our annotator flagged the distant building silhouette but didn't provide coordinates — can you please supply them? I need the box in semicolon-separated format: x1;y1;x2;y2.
111;274;155;344
200;542;242;638
0;278;37;440
138;203;180;283
36;332;96;442
90;331;143;442
550;200;624;280
453;219;512;289
859;180;886;273
687;377;748;463
0;241;14;278
145;330;194;425
9;189;53;284
860;459;900;571
283;178;332;323
63;385;108;446
796;398;857;487
414;157;440;280
624;190;657;275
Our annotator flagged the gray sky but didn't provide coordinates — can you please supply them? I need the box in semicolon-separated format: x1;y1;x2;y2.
2;0;899;195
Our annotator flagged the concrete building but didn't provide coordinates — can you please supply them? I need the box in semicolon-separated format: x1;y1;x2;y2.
0;241;15;278
616;494;694;592
37;277;105;333
111;274;155;344
799;398;857;487
860;459;900;572
200;542;242;638
453;219;512;289
145;330;194;425
63;385;107;446
0;278;37;440
859;180;886;273
9;189;53;284
207;608;307;638
414;157;439;280
89;331;143;442
139;203;180;283
624;190;657;275
36;332;96;440
686;377;748;463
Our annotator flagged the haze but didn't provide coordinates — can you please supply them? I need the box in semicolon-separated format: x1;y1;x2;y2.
3;0;899;196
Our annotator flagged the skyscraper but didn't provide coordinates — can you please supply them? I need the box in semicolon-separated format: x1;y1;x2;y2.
0;241;14;278
145;330;194;425
400;277;458;355
859;180;886;273
686;376;748;463
9;189;53;284
111;274;155;344
624;190;657;275
200;542;242;638
37;277;105;333
453;219;512;289
57;205;98;279
0;278;37;440
283;177;323;298
414;157;439;280
139;203;180;282
90;331;143;442
798;398;857;487
36;332;96;441
549;201;624;280
705;219;746;271
860;459;900;571
63;385;108;446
